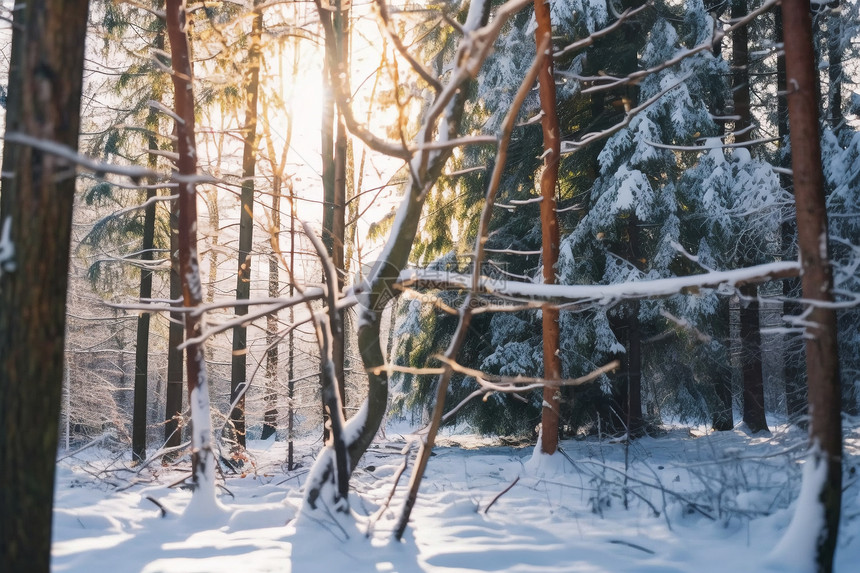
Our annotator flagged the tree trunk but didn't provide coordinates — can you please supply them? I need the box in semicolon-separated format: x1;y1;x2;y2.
320;4;349;439
740;283;768;432
0;1;90;570
288;194;296;468
133;9;166;464
132;175;157;463
166;0;217;508
230;1;263;449
165;202;185;448
826;1;842;131
781;1;842;570
732;0;768;434
534;0;562;456
712;296;734;430
776;6;808;425
263;176;281;441
627;299;643;435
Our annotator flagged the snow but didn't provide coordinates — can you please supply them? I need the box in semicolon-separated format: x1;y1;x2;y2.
0;215;14;274
52;423;860;572
401;260;800;304
766;447;829;573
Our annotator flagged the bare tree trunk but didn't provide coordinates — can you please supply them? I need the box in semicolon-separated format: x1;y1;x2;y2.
732;0;768;434
288;195;296;468
627;298;643;435
133;8;166;464
320;4;349;437
0;1;90;570
165;203;185;448
740;283;768;432
230;0;263;450
534;0;561;455
261;105;293;442
263;174;281;441
166;0;217;509
826;2;842;132
712;296;734;430
204;188;220;304
775;7;808;426
782;0;842;569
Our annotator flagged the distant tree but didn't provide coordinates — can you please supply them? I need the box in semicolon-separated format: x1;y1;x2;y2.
730;0;769;434
133;0;167;463
229;0;264;450
0;1;91;570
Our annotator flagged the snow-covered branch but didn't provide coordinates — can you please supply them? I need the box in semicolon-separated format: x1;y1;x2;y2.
400;260;800;305
553;2;652;60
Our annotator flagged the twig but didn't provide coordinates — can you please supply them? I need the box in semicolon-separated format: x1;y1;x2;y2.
56;433;110;462
608;539;655;554
366;443;414;537
483;475;520;513
145;496;168;518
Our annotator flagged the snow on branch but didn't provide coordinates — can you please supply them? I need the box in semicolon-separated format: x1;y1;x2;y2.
3;132;217;184
571;0;779;95
4;133;157;180
553;2;652;60
644;137;780;153
436;358;621;425
400;260;801;305
561;74;692;153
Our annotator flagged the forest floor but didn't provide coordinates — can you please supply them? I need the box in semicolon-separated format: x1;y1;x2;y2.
52;420;860;572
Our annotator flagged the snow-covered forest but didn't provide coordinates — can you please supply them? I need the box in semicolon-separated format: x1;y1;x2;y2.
1;0;859;571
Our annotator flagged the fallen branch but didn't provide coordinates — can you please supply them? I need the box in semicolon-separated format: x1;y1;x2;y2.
483;475;520;513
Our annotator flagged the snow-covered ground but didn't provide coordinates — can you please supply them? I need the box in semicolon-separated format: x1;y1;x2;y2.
52;422;860;572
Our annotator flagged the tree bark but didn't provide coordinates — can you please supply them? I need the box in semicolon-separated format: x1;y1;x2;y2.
166;0;217;505
263;169;282;441
782;1;842;570
534;0;562;455
740;283;768;432
133;9;166;464
732;0;768;434
826;1;842;131
712;296;734;431
319;3;348;439
0;1;90;570
775;6;808;426
165;203;185;448
230;0;263;449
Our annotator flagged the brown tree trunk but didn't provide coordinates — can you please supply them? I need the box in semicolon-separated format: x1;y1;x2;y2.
165;202;185;448
826;2;842;131
776;7;808;425
230;1;263;449
534;0;562;455
627;299;643;435
740;284;768;432
712;298;734;431
0;1;90;570
166;0;217;504
133;8;166;464
320;3;349;439
732;0;768;434
783;0;842;570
